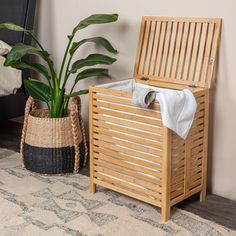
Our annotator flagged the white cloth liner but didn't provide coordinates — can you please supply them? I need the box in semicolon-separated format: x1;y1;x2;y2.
0;40;12;55
97;79;197;139
132;85;156;108
0;40;22;96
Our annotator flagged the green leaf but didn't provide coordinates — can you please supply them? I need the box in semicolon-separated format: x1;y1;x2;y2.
24;78;51;103
73;14;118;34
0;22;32;34
71;53;116;74
10;62;51;80
4;43;43;66
65;89;89;99
76;68;111;82
70;37;118;55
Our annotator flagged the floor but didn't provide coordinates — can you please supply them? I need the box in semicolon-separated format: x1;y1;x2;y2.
0;120;236;231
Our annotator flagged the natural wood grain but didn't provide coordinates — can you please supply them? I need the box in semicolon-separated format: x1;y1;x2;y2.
89;87;96;193
161;127;171;222
89;16;221;222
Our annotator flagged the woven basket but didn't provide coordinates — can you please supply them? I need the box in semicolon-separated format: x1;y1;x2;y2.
20;96;88;174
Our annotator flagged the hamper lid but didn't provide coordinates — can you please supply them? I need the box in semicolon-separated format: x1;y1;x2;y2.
134;16;222;88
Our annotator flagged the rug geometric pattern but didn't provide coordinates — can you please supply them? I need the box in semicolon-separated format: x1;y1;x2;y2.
0;149;235;236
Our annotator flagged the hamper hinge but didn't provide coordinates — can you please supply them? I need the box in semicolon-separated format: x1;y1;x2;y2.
140;77;149;81
188;83;199;88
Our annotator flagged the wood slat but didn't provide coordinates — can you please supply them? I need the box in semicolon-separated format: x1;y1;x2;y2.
93;100;161;119
94;165;162;193
149;22;161;75
144;21;156;75
194;23;208;82
191;144;204;155
93;133;162;156
93;92;160;110
188;23;202;81
190;179;202;189
94;159;162;186
93;120;163;142
142;16;220;23
171;174;184;185
171;188;184;199
94;140;162;163
191;138;204;148
154;22;167;75
165;22;178;77
176;22;190;80
138;20;151;74
94;152;162;178
94;171;161;199
190;172;202;182
206;21;221;86
93;114;163;134
171;22;184;78
200;23;215;84
92;87;132;98
94;179;162;207
93;107;162;127
160;21;172;76
170;186;202;206
182;22;196;81
171;181;184;192
94;146;162;170
94;126;162;149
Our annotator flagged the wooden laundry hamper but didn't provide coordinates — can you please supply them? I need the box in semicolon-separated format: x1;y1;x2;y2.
89;16;221;221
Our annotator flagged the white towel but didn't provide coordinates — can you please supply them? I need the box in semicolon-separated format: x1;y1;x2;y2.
155;89;197;139
132;84;197;139
0;40;22;96
0;40;11;55
0;55;22;96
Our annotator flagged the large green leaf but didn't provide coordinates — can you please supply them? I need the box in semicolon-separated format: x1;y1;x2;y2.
76;68;111;82
65;89;89;99
4;43;43;66
70;37;118;55
24;78;51;103
10;62;51;80
73;14;118;34
71;53;116;74
0;22;32;34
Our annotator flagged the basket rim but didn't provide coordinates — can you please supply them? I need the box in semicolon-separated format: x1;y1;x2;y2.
28;108;72;121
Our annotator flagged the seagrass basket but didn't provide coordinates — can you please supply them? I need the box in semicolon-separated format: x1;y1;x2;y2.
20;96;88;174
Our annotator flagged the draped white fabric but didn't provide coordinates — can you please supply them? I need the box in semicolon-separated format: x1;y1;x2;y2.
0;40;22;96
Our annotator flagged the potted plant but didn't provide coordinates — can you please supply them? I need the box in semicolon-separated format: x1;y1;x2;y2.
0;13;118;174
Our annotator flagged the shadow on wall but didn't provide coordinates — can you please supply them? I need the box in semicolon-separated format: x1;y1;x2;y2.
32;0;55;82
207;22;236;194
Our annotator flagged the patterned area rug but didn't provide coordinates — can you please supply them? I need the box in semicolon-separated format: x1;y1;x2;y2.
0;148;235;236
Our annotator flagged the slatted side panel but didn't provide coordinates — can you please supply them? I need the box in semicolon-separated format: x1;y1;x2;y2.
170;90;206;203
189;91;206;190
91;87;163;206
134;17;221;88
170;133;185;200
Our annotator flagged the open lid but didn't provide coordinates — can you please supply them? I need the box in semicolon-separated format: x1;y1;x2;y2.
134;16;222;88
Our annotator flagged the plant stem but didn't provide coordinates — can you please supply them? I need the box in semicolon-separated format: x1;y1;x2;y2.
61;52;74;90
58;35;74;83
64;81;77;112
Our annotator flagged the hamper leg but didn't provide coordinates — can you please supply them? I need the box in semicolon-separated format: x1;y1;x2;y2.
200;188;206;202
161;205;171;222
90;180;96;194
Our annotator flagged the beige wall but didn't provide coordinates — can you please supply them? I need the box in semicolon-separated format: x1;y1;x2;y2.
36;0;236;200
